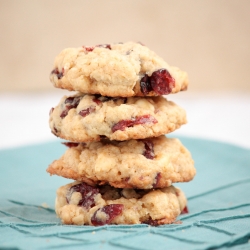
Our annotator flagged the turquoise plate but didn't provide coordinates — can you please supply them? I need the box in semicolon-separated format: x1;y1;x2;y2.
0;137;250;250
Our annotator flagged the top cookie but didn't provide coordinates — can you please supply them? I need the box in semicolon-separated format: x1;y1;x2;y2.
50;42;188;97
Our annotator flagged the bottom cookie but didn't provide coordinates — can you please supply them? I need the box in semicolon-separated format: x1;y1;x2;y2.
55;181;187;226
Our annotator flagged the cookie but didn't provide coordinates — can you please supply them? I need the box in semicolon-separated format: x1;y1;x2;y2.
50;42;188;97
55;181;187;226
47;136;195;189
49;93;187;142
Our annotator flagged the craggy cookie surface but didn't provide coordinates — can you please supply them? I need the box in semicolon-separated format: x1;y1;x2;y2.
47;136;195;189
50;42;188;97
55;181;187;226
49;93;187;142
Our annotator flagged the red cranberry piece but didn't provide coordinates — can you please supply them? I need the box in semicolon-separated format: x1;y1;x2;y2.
79;106;96;117
150;69;175;95
140;69;175;95
83;44;111;52
133;115;157;125
51;68;64;79
143;218;159;226
60;109;69;118
112;115;157;132
60;96;81;118
92;95;110;105
91;204;124;226
84;46;95;52
64;96;81;106
64;97;75;104
49;107;54;115
143;140;155;159
153;172;161;188
62;142;79;148
93;98;102;105
66;183;99;209
124;177;130;182
112;120;134;132
52;126;58;136
140;75;153;95
181;206;189;214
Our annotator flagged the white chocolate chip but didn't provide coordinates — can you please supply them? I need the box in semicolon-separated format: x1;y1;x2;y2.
70;192;82;205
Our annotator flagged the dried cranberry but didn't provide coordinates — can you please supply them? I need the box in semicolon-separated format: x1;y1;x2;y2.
53;126;58;133
49;107;54;115
150;69;175;95
92;95;109;105
84;46;95;52
66;183;99;209
60;96;81;118
181;206;189;214
140;69;175;95
79;106;96;117
112;115;157;132
134;115;157;125
140;75;153;95
93;98;102;105
62;142;79;148
51;68;64;79
143;218;159;226
143;140;154;159
83;44;111;52
52;126;58;136
153;172;162;188
112;120;134;132
60;109;69;118
64;97;81;106
124;177;130;182
91;204;124;226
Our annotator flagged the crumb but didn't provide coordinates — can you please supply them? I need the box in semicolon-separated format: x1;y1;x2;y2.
173;220;182;224
41;202;49;208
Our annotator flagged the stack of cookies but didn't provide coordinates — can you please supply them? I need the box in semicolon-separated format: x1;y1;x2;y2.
47;42;195;226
